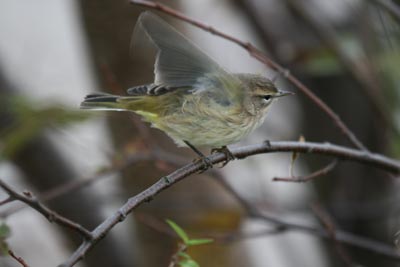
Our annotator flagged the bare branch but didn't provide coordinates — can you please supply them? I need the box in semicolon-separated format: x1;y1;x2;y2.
0;196;13;206
218;227;287;243
370;0;400;24
311;204;354;267
273;160;338;182
0;179;92;239
130;0;367;151
168;243;187;267
212;175;400;261
59;140;400;267
0;146;187;219
8;249;30;267
286;0;392;132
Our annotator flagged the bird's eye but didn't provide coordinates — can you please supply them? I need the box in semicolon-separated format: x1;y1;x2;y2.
263;95;272;101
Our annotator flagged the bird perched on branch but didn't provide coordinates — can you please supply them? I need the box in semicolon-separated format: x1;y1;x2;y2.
81;12;292;167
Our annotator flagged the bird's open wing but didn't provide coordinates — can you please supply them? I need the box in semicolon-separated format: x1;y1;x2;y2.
131;12;243;103
129;12;244;107
136;12;225;87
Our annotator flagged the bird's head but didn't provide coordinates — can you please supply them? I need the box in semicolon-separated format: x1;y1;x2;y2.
237;74;293;114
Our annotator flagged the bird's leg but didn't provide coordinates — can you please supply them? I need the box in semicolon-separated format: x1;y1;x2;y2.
264;140;271;148
211;146;235;167
184;140;213;172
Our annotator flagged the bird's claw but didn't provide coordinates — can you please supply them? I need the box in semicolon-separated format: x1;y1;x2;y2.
211;146;235;167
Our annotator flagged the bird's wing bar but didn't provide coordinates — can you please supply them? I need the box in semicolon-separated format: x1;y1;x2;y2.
127;83;185;96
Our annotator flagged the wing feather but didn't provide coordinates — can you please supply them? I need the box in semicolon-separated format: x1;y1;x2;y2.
137;12;226;87
133;12;243;106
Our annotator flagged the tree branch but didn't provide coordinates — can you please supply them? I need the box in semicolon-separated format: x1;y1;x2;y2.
273;160;338;182
0;146;187;219
285;0;392;132
311;204;354;266
370;0;400;24
59;140;400;267
130;0;367;151
212;174;400;261
8;249;30;267
0;179;92;239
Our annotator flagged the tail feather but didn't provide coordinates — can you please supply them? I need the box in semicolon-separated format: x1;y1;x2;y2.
84;93;115;100
80;93;124;111
80;92;154;114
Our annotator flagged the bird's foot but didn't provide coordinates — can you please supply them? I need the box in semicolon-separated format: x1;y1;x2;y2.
184;140;213;173
211;146;235;167
264;140;271;148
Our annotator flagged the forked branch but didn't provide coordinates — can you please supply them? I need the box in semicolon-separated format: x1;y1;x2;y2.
59;140;400;267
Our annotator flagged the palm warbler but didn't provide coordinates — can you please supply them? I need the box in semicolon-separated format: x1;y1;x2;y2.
81;12;292;160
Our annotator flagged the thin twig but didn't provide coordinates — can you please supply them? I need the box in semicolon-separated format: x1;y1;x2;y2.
0;179;92;239
370;0;400;24
8;249;30;267
136;212;177;238
168;242;187;267
0;146;188;219
40;147;186;202
59;140;400;267
291;0;399;136
273;160;338;182
137;211;285;244
218;227;287;243
286;0;391;131
40;152;153;201
0;196;13;206
130;0;367;150
311;204;354;267
212;175;400;261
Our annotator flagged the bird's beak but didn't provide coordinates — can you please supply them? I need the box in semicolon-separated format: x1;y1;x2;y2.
275;90;295;98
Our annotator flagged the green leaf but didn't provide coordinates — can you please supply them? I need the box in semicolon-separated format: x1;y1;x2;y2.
186;238;213;246
179;259;200;267
0;95;90;158
303;50;341;76
0;223;10;239
0;222;10;256
166;219;189;244
177;251;191;259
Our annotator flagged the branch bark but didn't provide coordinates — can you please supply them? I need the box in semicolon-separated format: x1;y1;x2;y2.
0;179;92;239
273;160;338;182
59;140;400;267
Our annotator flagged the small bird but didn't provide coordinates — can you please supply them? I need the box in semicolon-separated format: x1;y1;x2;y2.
81;12;292;166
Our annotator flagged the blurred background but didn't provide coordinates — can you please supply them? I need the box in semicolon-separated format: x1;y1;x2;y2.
0;0;399;266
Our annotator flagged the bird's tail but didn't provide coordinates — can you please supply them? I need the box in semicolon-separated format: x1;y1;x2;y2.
80;93;160;124
80;93;131;111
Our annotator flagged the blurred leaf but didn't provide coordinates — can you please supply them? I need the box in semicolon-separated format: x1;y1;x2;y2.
377;50;400;155
303;50;342;76
186;238;213;246
178;251;191;259
166;219;189;244
377;50;400;81
0;222;11;256
0;96;90;158
303;34;365;76
0;223;10;238
179;259;200;267
377;50;400;110
167;220;213;267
